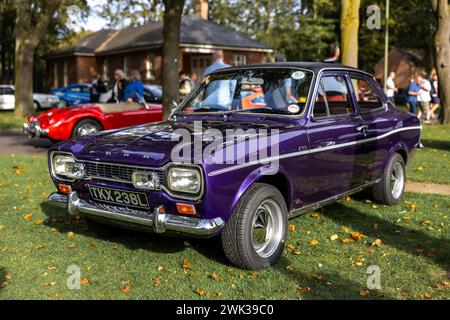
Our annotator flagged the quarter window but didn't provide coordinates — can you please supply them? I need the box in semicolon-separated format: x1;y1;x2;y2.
350;77;383;113
314;76;353;117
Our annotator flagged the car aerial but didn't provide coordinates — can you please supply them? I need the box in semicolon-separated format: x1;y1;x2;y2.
0;85;60;110
23;100;163;142
46;63;421;270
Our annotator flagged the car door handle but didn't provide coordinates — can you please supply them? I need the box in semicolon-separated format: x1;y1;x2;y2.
321;141;336;148
356;125;368;132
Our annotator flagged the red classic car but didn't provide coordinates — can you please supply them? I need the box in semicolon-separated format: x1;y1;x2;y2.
23;101;163;142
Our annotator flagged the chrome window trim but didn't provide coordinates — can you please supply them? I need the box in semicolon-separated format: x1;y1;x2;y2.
50;151;205;201
207;126;422;177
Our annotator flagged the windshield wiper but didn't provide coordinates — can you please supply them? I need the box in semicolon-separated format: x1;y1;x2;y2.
192;106;227;113
232;107;290;115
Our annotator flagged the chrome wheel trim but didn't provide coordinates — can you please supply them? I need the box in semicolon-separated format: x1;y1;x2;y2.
77;124;99;137
251;199;283;259
390;162;405;199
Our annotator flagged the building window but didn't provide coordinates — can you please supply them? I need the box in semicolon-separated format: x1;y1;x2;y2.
123;56;131;76
63;61;68;86
233;54;247;66
53;63;58;88
103;59;109;81
145;54;155;80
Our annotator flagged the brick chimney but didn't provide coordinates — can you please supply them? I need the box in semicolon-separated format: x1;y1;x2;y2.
194;0;208;20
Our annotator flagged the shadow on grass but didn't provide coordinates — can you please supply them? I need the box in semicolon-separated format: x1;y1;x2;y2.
273;257;393;300
0;267;7;291
39;201;229;265
324;202;450;272
422;139;450;152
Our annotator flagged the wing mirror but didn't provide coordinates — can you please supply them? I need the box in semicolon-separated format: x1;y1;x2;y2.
170;100;178;118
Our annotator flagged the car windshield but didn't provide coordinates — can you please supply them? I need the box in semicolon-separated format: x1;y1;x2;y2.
179;68;313;115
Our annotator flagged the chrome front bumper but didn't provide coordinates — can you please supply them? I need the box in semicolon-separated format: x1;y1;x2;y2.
47;192;224;237
22;122;49;138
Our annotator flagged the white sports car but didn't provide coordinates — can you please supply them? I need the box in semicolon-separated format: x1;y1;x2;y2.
0;85;60;110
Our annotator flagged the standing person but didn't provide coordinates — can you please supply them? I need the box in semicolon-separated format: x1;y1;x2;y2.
417;73;432;123
179;71;192;101
386;72;398;104
108;69;128;103
189;72;198;89
405;76;420;114
124;70;144;102
430;71;440;119
90;74;106;103
323;43;341;64
203;50;230;77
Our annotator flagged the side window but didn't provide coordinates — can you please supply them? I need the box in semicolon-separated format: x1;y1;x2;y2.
81;86;91;94
350;77;383;113
67;87;81;93
1;87;14;95
314;76;353;117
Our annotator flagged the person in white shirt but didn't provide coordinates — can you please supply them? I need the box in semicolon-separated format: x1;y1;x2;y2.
417;73;432;123
386;72;398;104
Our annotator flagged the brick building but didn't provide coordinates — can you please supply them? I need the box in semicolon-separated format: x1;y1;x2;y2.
45;6;273;90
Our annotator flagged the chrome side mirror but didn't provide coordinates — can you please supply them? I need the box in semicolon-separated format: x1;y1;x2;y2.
170;100;178;118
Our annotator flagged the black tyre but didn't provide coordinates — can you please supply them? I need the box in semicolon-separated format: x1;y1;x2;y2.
372;153;406;205
33;101;40;111
71;119;103;138
221;183;288;270
85;218;123;238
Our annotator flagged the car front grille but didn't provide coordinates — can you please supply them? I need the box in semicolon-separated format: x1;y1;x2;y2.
83;162;165;188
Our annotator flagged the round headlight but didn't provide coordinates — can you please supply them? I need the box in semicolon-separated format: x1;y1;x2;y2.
167;167;201;194
52;154;85;180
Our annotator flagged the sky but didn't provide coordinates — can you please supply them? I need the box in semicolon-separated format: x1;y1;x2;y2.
75;0;110;31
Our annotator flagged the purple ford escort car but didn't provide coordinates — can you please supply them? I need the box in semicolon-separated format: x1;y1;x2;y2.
47;63;421;270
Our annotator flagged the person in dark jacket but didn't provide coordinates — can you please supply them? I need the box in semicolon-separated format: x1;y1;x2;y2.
90;74;107;103
108;69;128;103
323;43;341;64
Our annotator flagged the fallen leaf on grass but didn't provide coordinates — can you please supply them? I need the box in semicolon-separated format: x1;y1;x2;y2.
68;243;76;249
210;272;221;281
350;232;366;241
121;282;131;294
330;234;339;241
13;166;25;174
420;293;432;299
195;288;208;296
35;244;45;250
371;239;382;246
342;238;351;244
444;280;450;287
182;259;191;269
420;220;431;225
310;213;321;219
342;226;350;233
43;282;56;287
47;265;56;271
292;251;302;256
23;213;33;221
286;244;295;250
33;220;44;225
5;274;12;280
343;196;352;201
359;290;370;297
298;286;311;293
371;204;379;209
80;278;89;285
157;265;164;271
308;239;319;246
67;231;75;239
288;224;296;232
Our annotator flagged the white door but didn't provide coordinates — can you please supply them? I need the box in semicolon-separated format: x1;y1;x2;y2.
0;87;15;110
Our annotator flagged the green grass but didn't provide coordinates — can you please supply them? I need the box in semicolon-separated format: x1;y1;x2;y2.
0;111;27;130
0;155;449;300
408;125;450;184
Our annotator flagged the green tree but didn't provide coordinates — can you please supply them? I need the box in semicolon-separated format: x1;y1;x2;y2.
98;0;164;28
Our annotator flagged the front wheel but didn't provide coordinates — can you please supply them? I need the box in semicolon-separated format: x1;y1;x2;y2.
221;183;288;270
372;153;406;205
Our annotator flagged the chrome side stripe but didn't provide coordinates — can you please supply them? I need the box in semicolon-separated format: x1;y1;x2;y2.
208;126;421;177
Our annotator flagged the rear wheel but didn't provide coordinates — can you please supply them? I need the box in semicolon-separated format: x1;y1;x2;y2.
221;183;288;270
71;119;103;138
372;153;406;205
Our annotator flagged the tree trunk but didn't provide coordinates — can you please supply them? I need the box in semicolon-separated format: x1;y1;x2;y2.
432;0;450;124
340;0;361;67
14;0;60;117
14;40;35;116
162;0;184;120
